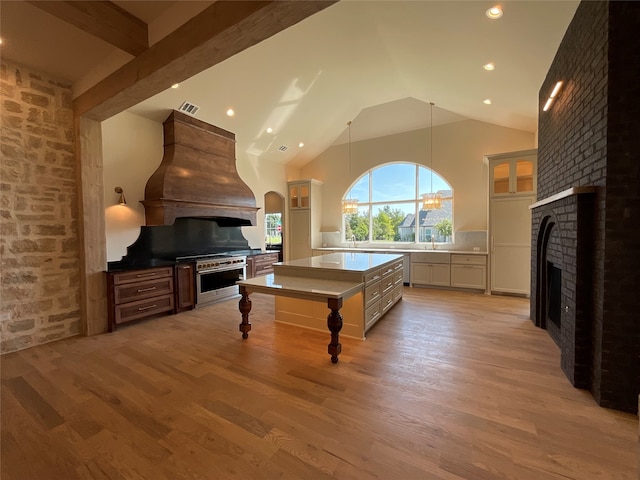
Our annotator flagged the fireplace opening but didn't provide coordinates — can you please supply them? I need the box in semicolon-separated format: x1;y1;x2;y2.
547;261;562;329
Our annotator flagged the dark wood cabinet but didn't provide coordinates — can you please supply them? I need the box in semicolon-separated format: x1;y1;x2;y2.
174;263;195;312
246;252;279;279
106;266;175;331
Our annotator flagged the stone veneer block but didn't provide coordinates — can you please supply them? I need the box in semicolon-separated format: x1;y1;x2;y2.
0;60;80;353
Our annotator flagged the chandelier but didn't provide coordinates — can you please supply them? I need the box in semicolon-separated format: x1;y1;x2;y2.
422;192;442;210
342;120;359;215
342;198;359;215
422;102;442;210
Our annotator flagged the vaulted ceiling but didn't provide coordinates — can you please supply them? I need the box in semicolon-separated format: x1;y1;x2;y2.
1;1;579;168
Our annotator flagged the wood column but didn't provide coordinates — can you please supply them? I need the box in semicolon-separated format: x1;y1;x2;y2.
75;117;108;335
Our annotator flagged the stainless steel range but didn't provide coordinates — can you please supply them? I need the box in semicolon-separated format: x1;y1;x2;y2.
179;254;246;308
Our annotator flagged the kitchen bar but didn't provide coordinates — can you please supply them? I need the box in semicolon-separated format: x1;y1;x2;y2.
237;252;403;362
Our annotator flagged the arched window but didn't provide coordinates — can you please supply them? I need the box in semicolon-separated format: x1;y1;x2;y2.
343;162;453;244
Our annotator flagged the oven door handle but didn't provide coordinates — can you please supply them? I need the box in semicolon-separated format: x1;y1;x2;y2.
198;264;246;275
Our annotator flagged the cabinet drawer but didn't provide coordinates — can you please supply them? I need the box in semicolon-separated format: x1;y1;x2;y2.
380;264;395;278
394;270;403;285
381;275;394;296
451;265;486;290
254;253;279;275
381;291;394;314
365;301;381;330
111;266;173;285
255;253;279;267
393;284;403;302
255;263;275;275
365;269;382;285
451;254;487;266
114;295;174;325
114;277;174;304
364;282;381;307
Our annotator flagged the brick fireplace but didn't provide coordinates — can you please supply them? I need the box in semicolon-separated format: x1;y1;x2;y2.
530;188;595;390
531;1;639;413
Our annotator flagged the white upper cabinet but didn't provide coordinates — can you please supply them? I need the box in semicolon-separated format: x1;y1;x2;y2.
490;151;537;197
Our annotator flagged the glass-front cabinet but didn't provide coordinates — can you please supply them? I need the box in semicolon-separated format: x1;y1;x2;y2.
487;148;537;297
289;182;310;209
490;153;536;197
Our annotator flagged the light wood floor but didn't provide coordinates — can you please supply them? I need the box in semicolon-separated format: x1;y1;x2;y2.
1;287;637;479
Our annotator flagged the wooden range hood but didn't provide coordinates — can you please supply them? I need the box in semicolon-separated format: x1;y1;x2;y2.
142;110;258;226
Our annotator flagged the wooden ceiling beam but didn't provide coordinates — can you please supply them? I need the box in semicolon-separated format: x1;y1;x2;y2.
73;0;337;121
27;1;148;56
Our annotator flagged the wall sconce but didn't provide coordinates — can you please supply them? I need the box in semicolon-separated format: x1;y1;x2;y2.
114;186;126;205
543;81;563;112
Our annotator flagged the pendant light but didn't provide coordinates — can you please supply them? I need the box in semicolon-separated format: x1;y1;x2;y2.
422;102;442;210
342;120;359;215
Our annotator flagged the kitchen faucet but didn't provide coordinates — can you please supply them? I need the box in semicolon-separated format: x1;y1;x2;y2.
351;234;356;248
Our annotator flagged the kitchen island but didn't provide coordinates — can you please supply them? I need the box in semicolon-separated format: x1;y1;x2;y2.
236;253;403;362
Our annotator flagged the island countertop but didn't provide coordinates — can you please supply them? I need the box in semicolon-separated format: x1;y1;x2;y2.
274;252;404;274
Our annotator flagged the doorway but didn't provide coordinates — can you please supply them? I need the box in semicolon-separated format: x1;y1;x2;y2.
264;191;284;262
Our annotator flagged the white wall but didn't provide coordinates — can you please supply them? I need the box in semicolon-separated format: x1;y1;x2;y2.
300;119;534;237
102;111;288;261
102;112;162;262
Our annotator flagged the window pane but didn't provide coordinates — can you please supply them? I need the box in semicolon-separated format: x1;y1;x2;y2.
371;164;416;202
417;199;453;242
418;166;449;197
265;213;282;245
344;206;369;241
346;174;369;203
372;203;415;242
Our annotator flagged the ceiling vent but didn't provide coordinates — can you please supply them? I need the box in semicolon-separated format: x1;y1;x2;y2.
278;145;288;152
178;101;200;116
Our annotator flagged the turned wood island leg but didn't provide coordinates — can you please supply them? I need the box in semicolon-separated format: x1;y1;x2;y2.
238;286;252;339
327;297;343;363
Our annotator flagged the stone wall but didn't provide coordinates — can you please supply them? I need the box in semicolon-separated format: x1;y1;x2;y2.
0;60;81;353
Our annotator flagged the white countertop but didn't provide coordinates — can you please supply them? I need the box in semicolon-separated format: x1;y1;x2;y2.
276;252;403;272
314;247;487;255
238;273;363;301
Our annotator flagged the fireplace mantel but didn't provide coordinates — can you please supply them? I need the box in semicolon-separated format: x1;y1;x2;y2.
529;186;596;210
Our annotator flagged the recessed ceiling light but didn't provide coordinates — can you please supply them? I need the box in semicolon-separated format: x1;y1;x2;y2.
266;127;273;134
171;83;179;89
483;63;495;71
483;99;492;105
298;142;304;148
226;108;234;117
486;6;503;19
0;38;4;45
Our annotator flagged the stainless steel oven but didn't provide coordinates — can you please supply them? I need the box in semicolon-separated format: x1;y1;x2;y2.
194;255;246;307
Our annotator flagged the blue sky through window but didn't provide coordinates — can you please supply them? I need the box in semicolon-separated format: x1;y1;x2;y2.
347;163;450;202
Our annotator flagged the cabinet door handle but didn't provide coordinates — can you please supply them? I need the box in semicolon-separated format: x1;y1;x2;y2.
137;286;157;292
136;272;158;277
138;304;158;311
